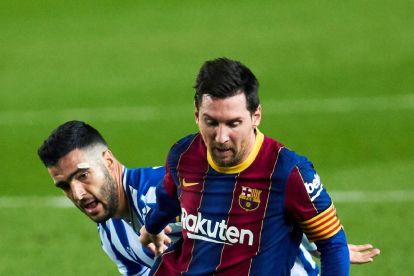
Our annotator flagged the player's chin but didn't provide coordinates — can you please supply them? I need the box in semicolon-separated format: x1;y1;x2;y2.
213;158;235;167
88;211;111;223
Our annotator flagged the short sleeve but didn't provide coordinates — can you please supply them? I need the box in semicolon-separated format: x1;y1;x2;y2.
285;163;343;243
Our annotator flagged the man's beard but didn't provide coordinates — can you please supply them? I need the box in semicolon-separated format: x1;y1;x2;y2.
209;135;252;167
86;166;119;223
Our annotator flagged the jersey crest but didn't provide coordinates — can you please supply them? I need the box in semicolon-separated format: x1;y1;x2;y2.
239;186;261;211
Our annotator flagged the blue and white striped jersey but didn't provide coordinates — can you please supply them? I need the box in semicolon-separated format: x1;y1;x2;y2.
98;166;166;276
97;166;320;276
99;218;154;276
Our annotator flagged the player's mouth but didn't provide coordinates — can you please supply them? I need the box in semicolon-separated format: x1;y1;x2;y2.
215;147;233;156
83;200;100;215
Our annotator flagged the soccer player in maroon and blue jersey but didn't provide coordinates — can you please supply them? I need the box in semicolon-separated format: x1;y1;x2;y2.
140;58;350;275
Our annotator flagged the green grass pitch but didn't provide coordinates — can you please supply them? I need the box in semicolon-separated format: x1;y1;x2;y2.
1;0;413;275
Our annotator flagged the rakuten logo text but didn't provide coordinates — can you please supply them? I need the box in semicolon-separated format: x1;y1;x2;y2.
181;208;253;246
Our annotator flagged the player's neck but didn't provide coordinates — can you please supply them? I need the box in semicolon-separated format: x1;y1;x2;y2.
112;161;130;220
239;129;257;164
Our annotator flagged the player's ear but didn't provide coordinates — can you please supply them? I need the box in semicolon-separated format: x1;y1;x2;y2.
252;105;262;128
102;150;114;169
194;102;200;125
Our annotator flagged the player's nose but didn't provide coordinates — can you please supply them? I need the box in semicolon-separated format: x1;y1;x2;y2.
215;124;229;144
71;181;86;201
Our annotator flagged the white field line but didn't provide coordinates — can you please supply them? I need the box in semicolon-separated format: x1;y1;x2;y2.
329;190;414;203
0;106;163;126
1;94;413;125
0;190;413;208
0;196;73;208
263;94;414;114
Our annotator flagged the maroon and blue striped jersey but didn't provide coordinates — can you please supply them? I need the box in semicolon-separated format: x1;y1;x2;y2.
145;130;349;276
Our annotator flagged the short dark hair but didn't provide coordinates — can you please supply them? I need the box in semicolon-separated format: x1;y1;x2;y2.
38;121;107;167
194;57;260;114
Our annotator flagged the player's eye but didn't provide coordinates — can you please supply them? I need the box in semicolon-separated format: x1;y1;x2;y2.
206;120;218;127
228;122;240;128
58;183;70;191
78;172;88;180
227;120;241;128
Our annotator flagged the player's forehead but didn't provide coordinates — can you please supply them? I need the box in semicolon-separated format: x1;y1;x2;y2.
47;148;93;180
199;93;250;120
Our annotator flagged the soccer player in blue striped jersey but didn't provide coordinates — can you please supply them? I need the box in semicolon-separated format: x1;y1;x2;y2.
37;120;175;276
38;121;379;276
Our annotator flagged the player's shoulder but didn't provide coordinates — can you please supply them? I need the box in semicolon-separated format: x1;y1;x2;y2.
167;133;202;159
280;148;310;166
128;166;166;178
172;133;200;150
125;166;166;191
263;135;313;171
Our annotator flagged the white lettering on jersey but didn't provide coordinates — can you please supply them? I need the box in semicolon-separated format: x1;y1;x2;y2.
181;208;253;246
304;174;324;202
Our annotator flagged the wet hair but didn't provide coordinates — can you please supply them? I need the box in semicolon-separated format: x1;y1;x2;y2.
194;57;260;114
38;120;108;167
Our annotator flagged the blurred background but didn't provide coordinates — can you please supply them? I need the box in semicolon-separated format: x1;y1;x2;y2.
1;0;413;275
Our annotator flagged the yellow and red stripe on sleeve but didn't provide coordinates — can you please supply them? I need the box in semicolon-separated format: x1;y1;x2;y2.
298;203;342;243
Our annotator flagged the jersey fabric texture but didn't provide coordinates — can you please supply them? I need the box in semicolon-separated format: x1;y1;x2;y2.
291;244;320;276
145;130;349;276
98;166;166;276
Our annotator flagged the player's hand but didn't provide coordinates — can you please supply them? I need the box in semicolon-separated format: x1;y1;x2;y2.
164;225;172;234
348;244;380;264
139;226;171;257
163;225;173;245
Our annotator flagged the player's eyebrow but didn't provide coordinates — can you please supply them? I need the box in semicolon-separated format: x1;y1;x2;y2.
202;113;243;124
55;168;88;188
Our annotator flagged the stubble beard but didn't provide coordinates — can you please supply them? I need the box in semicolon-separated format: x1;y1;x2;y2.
88;167;119;223
210;135;252;167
